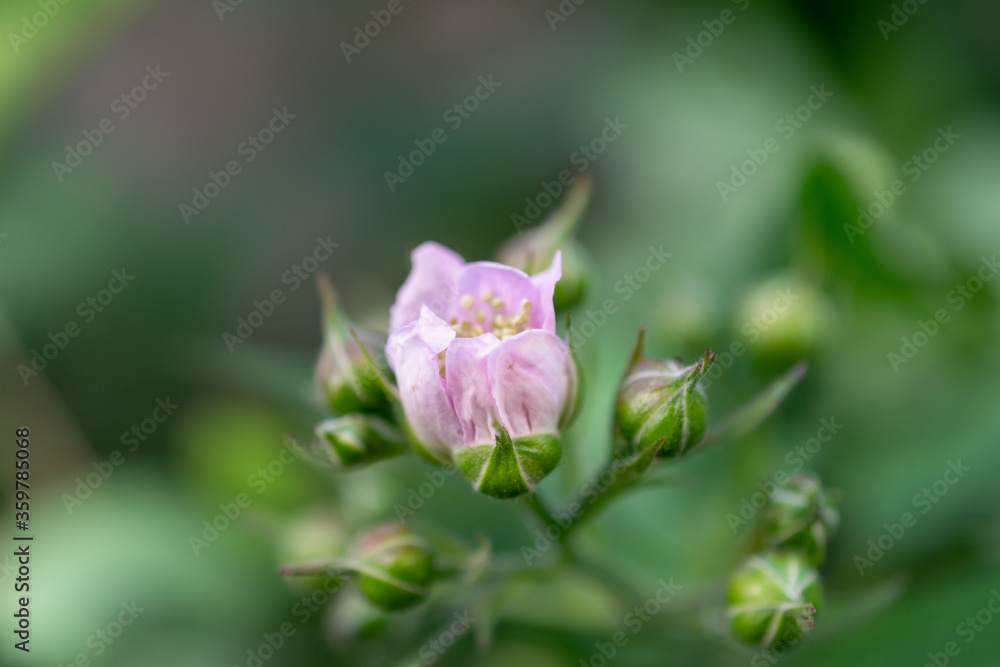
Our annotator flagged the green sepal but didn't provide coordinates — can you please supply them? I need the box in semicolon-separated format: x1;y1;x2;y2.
455;427;562;499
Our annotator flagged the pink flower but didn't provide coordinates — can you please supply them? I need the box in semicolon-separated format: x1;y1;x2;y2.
386;242;576;497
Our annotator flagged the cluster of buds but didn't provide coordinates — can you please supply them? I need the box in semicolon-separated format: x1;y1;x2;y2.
727;472;838;652
283;185;599;621
308;274;407;469
280;178;838;654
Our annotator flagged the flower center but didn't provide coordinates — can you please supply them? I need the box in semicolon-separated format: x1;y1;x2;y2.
437;291;534;377
449;290;533;340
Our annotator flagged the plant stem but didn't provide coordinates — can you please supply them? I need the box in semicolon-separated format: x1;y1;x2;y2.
560;460;640;539
523;492;563;536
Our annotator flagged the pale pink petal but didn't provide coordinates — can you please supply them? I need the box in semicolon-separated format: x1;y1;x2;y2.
386;317;461;458
413;305;456;354
530;250;562;333
445;334;502;447
389;242;465;333
487;330;570;438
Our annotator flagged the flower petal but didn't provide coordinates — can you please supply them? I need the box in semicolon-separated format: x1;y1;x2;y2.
389;242;465;333
386;311;461;461
530;250;562;333
445;334;502;447
487;329;570;438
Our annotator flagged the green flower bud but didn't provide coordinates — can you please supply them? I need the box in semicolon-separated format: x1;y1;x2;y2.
728;551;821;649
315;274;393;416
455;425;562;500
313;414;408;468
764;472;839;566
496;175;592;312
614;335;714;458
736;273;835;370
348;524;434;612
550;240;590;312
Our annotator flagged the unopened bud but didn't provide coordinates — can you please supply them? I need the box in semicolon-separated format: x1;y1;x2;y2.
497;175;592;312
764;472;839;566
315;274;393;415
348;524;434;612
313;414;407;468
728;550;821;649
615;333;714;458
736;274;835;370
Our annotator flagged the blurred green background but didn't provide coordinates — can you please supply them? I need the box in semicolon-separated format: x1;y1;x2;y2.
1;0;1000;665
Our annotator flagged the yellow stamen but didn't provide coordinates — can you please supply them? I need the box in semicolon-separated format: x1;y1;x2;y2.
460;294;474;309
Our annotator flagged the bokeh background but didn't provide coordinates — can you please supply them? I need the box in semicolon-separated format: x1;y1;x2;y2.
2;0;1000;665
